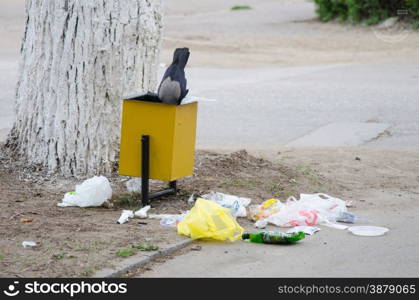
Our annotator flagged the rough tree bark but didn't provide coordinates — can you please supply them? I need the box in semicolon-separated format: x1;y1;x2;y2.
6;0;162;177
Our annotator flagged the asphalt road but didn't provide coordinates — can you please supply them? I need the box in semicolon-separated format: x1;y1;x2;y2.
183;62;419;151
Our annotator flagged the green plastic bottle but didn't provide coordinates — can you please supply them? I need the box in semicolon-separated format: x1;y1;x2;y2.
242;231;305;244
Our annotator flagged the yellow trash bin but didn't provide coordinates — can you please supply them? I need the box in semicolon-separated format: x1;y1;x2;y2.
118;94;198;204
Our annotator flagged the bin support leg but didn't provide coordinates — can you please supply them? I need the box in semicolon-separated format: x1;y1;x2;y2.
141;135;150;206
140;135;177;207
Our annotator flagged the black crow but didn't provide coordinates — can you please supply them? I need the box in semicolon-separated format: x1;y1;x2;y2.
158;48;190;105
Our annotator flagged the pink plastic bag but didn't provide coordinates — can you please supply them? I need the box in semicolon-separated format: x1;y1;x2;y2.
266;194;347;227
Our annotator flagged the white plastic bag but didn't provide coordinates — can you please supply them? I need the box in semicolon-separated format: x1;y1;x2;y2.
58;176;112;207
201;192;251;218
266;193;347;227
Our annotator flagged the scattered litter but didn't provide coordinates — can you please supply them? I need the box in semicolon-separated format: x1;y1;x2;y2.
58;176;112;207
149;213;184;219
201;191;251;218
322;221;349;230
22;241;37;248
138;222;148;225
20;218;33;223
117;210;134;224
242;231;305;244
134;205;151;219
248;198;281;221
187;194;195;205
254;219;268;229
348;226;389;237
178;198;244;241
266;193;347;228
287;226;321;235
337;211;367;224
149;213;188;228
159;213;187;227
126;178;142;193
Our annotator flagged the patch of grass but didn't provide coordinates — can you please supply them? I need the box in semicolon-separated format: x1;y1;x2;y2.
132;244;159;251
116;248;136;258
113;193;138;207
53;252;66;260
0;254;4;261
231;5;251;11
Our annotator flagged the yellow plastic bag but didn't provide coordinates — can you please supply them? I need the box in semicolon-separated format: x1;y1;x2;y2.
177;198;244;241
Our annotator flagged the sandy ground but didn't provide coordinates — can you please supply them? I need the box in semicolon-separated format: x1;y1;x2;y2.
0;0;418;277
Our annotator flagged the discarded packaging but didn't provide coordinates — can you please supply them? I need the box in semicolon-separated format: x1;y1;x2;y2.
147;213;187;227
248;198;281;221
126;178;142;193
187;194;195;205
336;211;368;224
159;213;187;227
58;176;112;207
20;218;33;223
322;221;348;230
348;226;389;237
149;213;185;219
266;193;347;227
22;241;37;248
254;219;268;229
134;206;151;219
287;226;320;235
117;210;134;224
177;198;244;241
201;192;251;218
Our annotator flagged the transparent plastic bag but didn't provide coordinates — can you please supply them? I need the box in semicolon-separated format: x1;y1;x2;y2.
177;198;244;241
201;192;251;218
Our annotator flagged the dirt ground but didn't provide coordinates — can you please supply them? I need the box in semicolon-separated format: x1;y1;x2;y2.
0;149;337;277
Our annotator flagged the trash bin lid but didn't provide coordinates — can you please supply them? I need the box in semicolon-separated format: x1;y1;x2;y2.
122;92;162;103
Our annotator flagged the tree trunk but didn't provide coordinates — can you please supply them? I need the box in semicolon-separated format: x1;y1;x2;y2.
6;0;162;177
